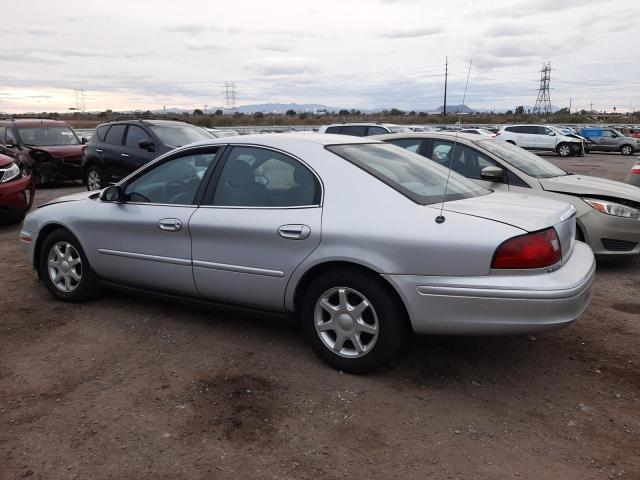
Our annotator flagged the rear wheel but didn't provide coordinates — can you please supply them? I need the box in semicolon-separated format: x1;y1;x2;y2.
38;229;98;302
300;269;406;373
620;144;634;156
85;165;105;191
557;143;572;157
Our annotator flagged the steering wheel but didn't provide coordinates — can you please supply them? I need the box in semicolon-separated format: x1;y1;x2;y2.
163;179;186;202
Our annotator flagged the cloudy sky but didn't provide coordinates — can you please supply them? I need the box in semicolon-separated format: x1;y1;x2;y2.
1;0;638;113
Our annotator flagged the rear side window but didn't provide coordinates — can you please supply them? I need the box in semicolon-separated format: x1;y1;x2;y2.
325;126;342;134
367;126;388;135
386;138;424;154
341;126;368;137
95;125;109;142
104;125;126;145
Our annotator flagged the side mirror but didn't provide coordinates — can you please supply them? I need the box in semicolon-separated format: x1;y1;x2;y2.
81;137;88;144
101;185;124;202
548;131;556;136
480;166;505;182
139;139;155;152
5;140;15;148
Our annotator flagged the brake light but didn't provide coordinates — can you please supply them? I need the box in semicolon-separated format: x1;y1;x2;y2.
492;227;561;269
631;161;640;174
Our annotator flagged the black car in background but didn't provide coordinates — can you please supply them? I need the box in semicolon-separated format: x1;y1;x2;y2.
82;119;214;190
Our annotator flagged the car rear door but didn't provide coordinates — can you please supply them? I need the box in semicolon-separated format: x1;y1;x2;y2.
189;145;322;310
100;124;127;183
84;146;221;294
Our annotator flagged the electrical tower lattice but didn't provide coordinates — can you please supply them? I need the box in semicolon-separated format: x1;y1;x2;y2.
533;62;552;118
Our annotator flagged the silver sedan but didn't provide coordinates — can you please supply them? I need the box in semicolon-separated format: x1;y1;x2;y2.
19;134;595;373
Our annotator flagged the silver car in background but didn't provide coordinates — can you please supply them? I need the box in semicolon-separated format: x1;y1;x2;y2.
375;132;640;256
19;134;595;373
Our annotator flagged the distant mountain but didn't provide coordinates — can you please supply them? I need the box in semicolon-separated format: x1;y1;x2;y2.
234;103;343;113
431;104;477;114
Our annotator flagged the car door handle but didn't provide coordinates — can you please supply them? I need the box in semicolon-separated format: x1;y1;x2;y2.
277;224;310;240
96;149;103;153
121;153;130;157
158;218;182;232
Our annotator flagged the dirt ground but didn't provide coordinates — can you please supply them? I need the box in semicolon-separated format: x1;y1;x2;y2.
1;152;638;480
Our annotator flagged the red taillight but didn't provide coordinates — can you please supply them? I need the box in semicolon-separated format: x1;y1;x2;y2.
631;162;640;174
492;227;561;269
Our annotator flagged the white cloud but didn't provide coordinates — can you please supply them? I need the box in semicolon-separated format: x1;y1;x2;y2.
379;26;443;39
242;57;321;76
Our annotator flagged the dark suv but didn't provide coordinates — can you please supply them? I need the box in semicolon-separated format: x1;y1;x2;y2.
0;119;85;183
82;119;214;190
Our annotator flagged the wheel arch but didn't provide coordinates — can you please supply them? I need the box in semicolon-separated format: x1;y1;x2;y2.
33;223;84;271
290;260;412;331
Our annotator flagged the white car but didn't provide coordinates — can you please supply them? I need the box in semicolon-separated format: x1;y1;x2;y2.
460;128;495;137
496;124;584;157
318;123;412;137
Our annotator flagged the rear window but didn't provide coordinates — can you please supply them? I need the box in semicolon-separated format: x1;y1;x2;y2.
325;126;342;134
104;124;126;145
326;143;488;205
95;125;109;142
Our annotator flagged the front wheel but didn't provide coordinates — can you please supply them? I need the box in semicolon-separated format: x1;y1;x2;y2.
300;269;406;373
39;229;98;302
85;165;105;191
557;143;572;157
620;144;634;156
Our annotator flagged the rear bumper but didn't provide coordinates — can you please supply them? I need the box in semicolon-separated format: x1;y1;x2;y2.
384;242;595;335
578;209;640;256
0;175;35;219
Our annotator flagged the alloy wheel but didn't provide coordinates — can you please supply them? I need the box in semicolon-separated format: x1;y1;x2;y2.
314;287;379;358
47;241;82;293
558;145;571;156
87;169;102;190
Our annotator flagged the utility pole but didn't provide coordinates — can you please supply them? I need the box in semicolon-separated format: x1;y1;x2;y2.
442;57;448;118
590;101;593;113
568;97;572;114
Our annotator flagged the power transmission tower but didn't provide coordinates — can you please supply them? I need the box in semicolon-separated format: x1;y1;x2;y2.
533;61;553;120
442;57;448;117
80;89;86;113
224;82;237;113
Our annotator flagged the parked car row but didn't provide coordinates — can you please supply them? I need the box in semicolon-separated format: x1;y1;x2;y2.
19;133;595;373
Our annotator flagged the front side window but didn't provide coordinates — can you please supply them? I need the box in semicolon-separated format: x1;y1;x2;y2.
341;126;367;137
123;149;219;205
212;147;320;207
148;124;213;147
477;139;567;179
125;125;151;148
327;143;488;205
17;125;79;146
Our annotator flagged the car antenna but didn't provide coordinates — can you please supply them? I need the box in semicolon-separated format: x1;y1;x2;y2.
436;59;472;224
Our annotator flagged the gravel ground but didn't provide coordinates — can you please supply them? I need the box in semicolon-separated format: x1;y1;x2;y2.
0;152;639;480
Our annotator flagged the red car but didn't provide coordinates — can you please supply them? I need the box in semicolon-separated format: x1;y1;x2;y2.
0;119;86;184
627;129;640;139
0;153;35;223
625;159;640;187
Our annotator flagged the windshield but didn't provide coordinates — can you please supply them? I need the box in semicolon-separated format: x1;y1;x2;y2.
327;143;489;205
149;124;214;147
18;126;80;146
477;139;567;178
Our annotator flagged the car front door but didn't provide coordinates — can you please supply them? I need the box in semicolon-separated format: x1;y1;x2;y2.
189;145;322;310
536;127;557;150
84;146;221;294
121;125;157;174
599;130;618;151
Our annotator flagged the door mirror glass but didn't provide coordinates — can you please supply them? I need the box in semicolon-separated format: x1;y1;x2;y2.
101;185;124;202
480;166;505;182
547;131;556;136
138;139;156;152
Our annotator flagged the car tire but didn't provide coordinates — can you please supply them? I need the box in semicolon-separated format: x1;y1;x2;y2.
620;144;634;156
85;165;105;191
557;143;572;157
300;268;407;374
39;229;98;302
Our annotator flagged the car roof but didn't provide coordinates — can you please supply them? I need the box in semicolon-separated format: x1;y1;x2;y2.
322;123;402;128
2;118;71;127
370;132;484;143
97;119;196;127
182;132;382;149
